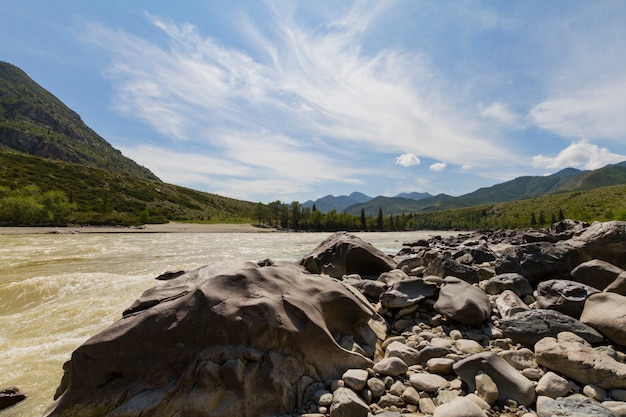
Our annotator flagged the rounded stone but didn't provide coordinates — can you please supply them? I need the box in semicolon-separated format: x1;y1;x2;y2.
409;373;450;393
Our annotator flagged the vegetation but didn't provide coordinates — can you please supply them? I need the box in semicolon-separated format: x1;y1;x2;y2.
0;185;75;225
0;150;258;226
255;184;626;232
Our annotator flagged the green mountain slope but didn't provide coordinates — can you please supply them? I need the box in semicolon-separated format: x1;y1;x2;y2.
345;164;626;216
0;61;157;180
0;150;258;225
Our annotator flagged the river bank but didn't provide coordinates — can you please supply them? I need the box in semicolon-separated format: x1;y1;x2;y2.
0;222;277;234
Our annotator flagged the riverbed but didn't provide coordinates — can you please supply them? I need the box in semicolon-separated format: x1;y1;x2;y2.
0;229;452;416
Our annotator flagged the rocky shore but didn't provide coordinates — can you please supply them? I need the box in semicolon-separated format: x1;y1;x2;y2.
41;220;626;417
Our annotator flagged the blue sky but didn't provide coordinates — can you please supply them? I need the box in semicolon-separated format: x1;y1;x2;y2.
2;1;626;203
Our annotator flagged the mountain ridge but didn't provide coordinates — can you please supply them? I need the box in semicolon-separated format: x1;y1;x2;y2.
0;61;158;180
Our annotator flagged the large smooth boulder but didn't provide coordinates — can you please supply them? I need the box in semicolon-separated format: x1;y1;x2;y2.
494;242;575;284
453;352;536;406
379;277;438;308
535;337;626;390
45;264;379;417
567;221;626;269
605;271;626;295
538;394;618;417
300;232;397;278
426;255;478;283
434;277;491;325
497;309;604;346
570;259;625;291
480;273;533;298
580;292;626;346
535;279;600;319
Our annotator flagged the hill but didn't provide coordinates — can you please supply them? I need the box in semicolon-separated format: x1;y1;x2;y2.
0;150;258;225
0;61;157;179
302;192;371;213
0;62;259;226
344;163;626;216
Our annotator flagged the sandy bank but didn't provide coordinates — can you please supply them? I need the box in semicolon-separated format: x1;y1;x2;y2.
0;222;278;234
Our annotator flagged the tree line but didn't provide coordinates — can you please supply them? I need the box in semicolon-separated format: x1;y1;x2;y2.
0;185;76;226
253;200;574;232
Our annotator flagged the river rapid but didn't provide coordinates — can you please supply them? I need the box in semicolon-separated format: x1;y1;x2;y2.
0;230;450;417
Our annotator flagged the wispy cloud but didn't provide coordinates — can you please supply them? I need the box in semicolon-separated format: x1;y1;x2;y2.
532;139;626;170
80;2;519;201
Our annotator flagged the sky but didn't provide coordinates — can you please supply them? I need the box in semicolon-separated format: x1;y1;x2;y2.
1;1;626;203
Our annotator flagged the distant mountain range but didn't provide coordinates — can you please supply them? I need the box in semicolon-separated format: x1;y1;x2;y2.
304;163;626;217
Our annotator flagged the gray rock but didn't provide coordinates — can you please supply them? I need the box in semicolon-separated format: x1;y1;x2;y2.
497;309;604;346
535;337;626;390
498;348;537;370
342;369;369;392
567;221;626;270
580;292;626;347
480;273;533;297
570;259;625;290
495;290;530;318
373;357;408;377
535;279;600;319
453;352;536;406
494;241;575;284
379;277;438;308
409;373;450;393
535;371;571;398
330;387;370;417
426;255;479;283
300;231;397;278
537;394;617;417
385;341;420;366
45;265;377;417
433;396;488;417
604;271;626;295
475;373;498;405
434;277;491;325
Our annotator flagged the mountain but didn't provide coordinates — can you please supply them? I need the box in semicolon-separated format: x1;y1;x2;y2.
0;62;259;225
302;192;371;213
344;163;626;216
0;62;157;180
394;191;433;200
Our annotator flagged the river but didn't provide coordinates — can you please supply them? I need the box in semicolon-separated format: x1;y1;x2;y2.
0;230;450;416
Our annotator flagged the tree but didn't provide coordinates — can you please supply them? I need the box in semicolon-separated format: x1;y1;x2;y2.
360;208;366;230
255;202;266;226
377;206;383;231
290;201;300;229
530;212;537;226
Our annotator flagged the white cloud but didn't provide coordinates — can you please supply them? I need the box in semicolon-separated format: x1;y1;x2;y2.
479;102;519;126
429;162;447;172
529;80;626;141
395;153;420;167
532;139;626;170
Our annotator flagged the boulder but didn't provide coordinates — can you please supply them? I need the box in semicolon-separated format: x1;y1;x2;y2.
537;394;618;417
535;279;600;319
535;371;571;398
426;255;479;283
300;232;397;278
372;357;408;377
433;396;488;417
44;264;379;417
453;352;536;406
567;221;626;269
497;309;604;346
379;277;438;309
480;273;533;298
570;259;625;290
434;277;491;325
495;290;530;318
409;373;450;393
0;387;26;411
494;242;575;284
535;337;626;390
604;271;626;295
580;292;626;346
330;387;370;417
